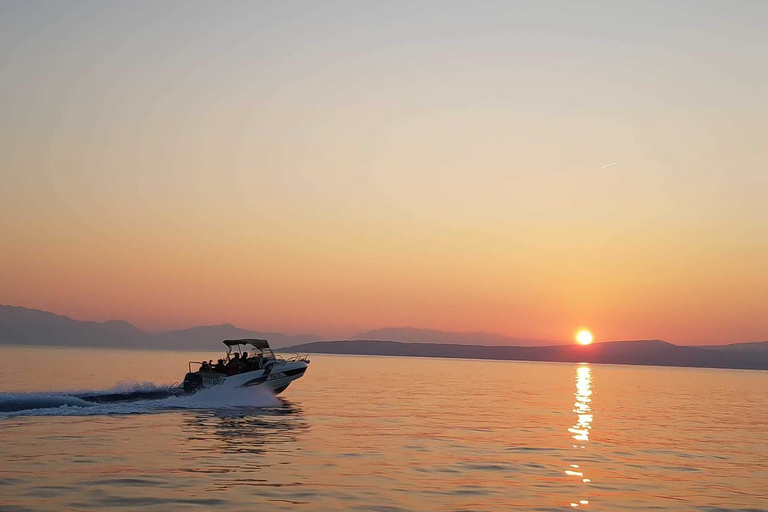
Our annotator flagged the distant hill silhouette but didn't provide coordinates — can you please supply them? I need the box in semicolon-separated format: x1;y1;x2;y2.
0;305;321;350
697;341;768;353
353;327;555;346
3;304;768;370
159;323;320;349
284;339;768;371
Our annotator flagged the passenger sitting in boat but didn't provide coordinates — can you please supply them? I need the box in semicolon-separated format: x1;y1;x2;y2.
214;359;226;373
226;353;241;375
199;361;211;372
243;354;260;371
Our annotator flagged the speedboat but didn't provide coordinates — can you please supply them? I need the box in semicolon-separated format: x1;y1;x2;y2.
177;339;310;395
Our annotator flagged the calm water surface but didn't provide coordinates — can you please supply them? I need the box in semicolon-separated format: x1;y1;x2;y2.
1;346;766;511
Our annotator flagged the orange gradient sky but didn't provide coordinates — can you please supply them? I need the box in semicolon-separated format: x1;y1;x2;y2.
1;2;766;344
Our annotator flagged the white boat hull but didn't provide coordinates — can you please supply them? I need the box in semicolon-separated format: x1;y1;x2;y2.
184;359;309;395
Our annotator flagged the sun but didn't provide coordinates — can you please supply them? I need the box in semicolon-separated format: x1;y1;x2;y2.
576;330;593;345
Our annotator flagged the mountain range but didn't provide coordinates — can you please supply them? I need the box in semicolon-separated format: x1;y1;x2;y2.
3;304;767;370
0;305;321;350
351;327;554;346
283;339;768;371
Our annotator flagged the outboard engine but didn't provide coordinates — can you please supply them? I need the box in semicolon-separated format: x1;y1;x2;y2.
182;372;203;394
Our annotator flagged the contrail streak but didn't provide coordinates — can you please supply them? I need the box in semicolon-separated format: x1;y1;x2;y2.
600;161;621;169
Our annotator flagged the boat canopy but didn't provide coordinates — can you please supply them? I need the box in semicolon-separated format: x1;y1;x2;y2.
223;339;270;349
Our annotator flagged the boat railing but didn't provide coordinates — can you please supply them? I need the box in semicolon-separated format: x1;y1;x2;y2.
188;354;308;372
188;361;210;373
275;353;310;364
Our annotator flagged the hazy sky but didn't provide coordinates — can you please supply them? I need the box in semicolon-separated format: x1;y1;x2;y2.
1;1;766;344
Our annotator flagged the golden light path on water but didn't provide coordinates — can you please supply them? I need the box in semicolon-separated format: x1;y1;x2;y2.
567;363;593;508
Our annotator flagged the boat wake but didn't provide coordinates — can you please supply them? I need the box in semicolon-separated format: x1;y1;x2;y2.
0;381;282;418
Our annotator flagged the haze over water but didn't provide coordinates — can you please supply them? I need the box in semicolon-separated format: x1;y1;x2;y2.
1;346;766;511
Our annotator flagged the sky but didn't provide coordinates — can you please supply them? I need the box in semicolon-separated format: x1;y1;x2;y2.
1;1;766;344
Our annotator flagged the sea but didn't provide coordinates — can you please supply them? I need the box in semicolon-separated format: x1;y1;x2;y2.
0;345;766;512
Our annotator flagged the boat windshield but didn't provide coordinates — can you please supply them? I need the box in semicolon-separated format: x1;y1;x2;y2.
223;339;276;361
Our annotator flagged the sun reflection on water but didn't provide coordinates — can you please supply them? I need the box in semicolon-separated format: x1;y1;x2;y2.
567;363;593;508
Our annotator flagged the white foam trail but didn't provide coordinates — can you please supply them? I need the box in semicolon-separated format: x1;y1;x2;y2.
0;392;95;413
101;381;171;394
0;383;281;418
